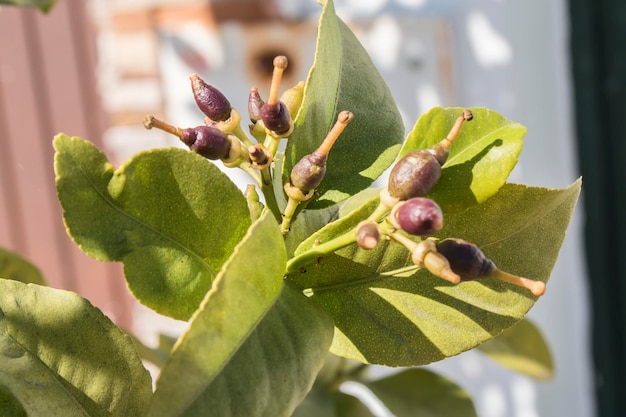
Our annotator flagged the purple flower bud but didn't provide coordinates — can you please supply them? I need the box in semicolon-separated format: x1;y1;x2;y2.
289;151;327;193
355;221;381;250
388;150;442;201
260;102;292;135
248;87;264;122
435;238;496;281
180;126;231;160
190;73;231;122
393;197;443;236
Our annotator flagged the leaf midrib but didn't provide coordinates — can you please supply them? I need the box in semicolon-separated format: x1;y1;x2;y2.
66;146;218;277
2;332;92;416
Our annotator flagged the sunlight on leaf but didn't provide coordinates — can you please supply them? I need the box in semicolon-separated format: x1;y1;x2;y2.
288;180;580;366
148;212;334;417
403;107;525;213
0;279;152;416
284;0;403;208
54;135;251;320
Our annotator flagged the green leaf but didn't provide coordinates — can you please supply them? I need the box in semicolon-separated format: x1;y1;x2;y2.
332;393;376;417
0;0;56;12
285;206;340;258
0;384;27;417
288;180;580;366
291;387;336;417
364;369;477;417
284;0;404;208
288;192;382;287
0;279;152;416
0;248;45;285
148;212;334;417
403;107;525;213
477;318;554;379
54;134;251;320
286;187;381;259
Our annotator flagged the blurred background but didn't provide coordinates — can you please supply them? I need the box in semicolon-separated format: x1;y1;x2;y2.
1;0;623;415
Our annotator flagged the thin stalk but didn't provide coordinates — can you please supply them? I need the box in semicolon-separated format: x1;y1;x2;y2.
286;228;358;273
261;180;282;223
230;123;255;148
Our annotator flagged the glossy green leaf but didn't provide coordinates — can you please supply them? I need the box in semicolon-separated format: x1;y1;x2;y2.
0;0;55;12
364;369;477;417
0;279;152;416
288;180;580;366
284;0;403;208
403;107;525;213
0;248;45;285
477;318;554;379
54;134;251;320
148;212;334;417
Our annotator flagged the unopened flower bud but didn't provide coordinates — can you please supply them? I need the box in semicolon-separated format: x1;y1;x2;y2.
180;125;231;160
435;238;496;281
248;86;264;123
390;197;443;236
436;238;546;296
261;101;293;136
261;56;293;136
355;220;381;250
288;111;353;195
388;109;473;201
280;80;305;118
190;73;231;122
143;115;231;160
248;144;272;169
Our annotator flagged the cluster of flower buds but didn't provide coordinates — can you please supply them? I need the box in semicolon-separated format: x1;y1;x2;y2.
350;110;545;296
144;55;351;229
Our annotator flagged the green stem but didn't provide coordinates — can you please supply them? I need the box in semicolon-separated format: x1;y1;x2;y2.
128;334;168;369
237;163;262;188
261;180;282;223
230;122;255;148
264;134;282;157
367;201;392;223
280;197;300;234
286;228;358;273
260;166;272;187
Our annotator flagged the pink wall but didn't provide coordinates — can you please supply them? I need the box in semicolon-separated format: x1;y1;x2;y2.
0;1;134;329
